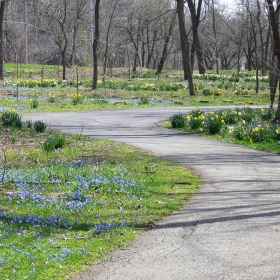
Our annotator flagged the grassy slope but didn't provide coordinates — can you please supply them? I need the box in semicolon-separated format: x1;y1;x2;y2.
0;126;199;279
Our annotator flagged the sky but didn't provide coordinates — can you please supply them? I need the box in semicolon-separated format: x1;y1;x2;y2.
219;0;237;13
220;0;235;7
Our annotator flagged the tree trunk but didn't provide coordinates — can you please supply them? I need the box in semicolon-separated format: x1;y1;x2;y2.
156;13;176;75
266;0;280;122
262;24;271;76
132;53;137;72
196;37;206;74
269;60;278;108
61;48;67;80
0;1;6;81
92;0;101;90
269;2;280;108
176;0;195;96
141;40;145;67
146;30;157;68
103;25;110;80
69;24;77;67
255;63;259;93
211;0;219;75
247;45;252;71
186;0;205;74
103;0;118;78
237;46;241;74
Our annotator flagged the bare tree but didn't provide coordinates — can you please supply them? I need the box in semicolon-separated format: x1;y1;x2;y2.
28;0;70;80
266;0;280;122
200;1;226;72
156;11;177;75
222;14;246;74
0;0;8;80
186;0;206;74
69;0;89;66
268;0;280;108
176;0;195;96
92;0;100;90
102;0;119;79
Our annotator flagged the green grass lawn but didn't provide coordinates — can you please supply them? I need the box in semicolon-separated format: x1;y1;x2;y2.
0;119;199;279
0;64;273;113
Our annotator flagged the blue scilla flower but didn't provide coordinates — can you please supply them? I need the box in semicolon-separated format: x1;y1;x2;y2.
0;210;69;230
94;223;113;234
61;247;73;255
73;159;86;167
10;190;53;206
62;189;91;209
0;258;5;267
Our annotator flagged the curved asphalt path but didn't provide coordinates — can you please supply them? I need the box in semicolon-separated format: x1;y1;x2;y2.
23;107;280;279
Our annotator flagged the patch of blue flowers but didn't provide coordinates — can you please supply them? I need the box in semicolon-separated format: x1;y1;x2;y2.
63;189;91;208
0;159;141;279
0;210;69;230
48;247;73;262
2;160;144;197
94;223;114;234
0;160;143;232
0;159;142;278
8;188;93;211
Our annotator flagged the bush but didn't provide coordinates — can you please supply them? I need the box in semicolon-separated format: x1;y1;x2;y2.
26;120;33;129
142;72;154;78
212;88;222;96
68;93;83;105
169;106;280;144
12;119;23;131
221;109;242;125
232;123;248;140
249;125;276;143
30;99;39;108
246;84;253;90
224;82;232;90
1;110;22;128
239;107;257;123
43;134;66;152
260;108;275;121
186;108;205;130
202;89;212;96
170;112;185;128
194;83;204;90
260;84;266;91
34;120;47;132
229;76;240;82
139;94;149;105
48;94;56;103
274;126;280;140
205;112;224;134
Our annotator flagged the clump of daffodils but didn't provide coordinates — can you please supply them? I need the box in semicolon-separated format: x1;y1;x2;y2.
67;93;83;105
185;108;205;130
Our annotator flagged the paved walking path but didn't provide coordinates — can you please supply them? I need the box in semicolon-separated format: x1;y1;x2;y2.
23;107;280;279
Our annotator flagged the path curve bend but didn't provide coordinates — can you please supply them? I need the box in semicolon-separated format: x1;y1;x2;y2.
23;107;280;280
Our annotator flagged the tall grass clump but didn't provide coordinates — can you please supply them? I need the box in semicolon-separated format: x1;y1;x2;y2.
169;112;185;128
